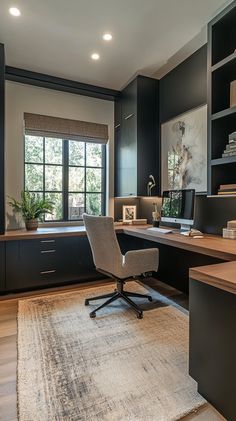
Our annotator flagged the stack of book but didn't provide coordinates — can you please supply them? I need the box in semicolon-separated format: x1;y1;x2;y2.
222;132;236;157
218;184;236;195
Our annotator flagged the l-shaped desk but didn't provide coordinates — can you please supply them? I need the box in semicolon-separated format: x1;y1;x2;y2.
0;224;235;420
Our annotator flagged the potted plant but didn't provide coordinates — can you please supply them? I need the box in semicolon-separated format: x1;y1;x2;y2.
8;191;54;230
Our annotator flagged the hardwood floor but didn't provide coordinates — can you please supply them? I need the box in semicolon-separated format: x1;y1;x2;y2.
0;280;225;421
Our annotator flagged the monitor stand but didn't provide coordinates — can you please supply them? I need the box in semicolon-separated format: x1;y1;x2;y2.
180;223;192;232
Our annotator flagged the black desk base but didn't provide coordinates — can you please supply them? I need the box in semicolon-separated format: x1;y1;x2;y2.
189;279;236;421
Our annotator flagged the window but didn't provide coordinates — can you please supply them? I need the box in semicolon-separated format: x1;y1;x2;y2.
24;135;106;221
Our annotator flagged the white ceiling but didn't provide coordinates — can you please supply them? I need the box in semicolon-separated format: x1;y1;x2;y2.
0;0;232;90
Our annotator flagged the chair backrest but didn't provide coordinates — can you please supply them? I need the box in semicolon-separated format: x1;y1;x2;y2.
83;214;122;275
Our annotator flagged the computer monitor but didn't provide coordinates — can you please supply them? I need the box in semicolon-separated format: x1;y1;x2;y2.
161;189;195;231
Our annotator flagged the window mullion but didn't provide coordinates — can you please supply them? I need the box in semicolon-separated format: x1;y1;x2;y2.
63;140;69;221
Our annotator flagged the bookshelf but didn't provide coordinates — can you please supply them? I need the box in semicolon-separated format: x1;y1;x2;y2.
208;1;236;196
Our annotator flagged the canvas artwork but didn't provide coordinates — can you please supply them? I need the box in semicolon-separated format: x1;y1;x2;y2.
161;104;207;193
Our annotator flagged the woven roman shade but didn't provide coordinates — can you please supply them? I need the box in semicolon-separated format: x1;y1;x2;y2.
24;113;109;144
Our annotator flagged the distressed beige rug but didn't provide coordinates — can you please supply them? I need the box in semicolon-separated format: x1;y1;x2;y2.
17;282;205;421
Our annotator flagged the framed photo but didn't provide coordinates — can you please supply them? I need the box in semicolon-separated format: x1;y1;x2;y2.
122;205;137;222
161;104;207;194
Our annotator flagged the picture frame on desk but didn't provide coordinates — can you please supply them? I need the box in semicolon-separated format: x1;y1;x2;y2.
122;205;137;223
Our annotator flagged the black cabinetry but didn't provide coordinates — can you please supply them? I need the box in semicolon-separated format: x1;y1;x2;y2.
5;236;98;291
0;44;5;234
0;242;5;290
115;75;159;197
208;1;236;195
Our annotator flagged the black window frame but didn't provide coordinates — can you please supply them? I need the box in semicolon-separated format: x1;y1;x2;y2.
24;135;106;222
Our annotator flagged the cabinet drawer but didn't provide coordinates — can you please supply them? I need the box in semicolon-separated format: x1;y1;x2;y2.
5;236;98;291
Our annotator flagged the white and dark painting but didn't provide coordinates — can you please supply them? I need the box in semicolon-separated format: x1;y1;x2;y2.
161;104;207;193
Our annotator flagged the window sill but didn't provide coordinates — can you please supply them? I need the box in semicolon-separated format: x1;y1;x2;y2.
39;221;84;228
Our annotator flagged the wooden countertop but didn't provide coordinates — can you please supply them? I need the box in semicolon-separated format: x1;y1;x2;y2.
2;225;236;262
190;261;236;295
122;226;236;261
0;225;125;241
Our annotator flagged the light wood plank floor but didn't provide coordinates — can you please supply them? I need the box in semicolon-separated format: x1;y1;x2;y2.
0;280;226;421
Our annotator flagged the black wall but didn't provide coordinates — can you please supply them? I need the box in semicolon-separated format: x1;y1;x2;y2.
160;45;207;124
0;44;4;235
160;44;236;235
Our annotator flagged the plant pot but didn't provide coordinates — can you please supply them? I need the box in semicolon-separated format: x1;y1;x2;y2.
25;219;38;231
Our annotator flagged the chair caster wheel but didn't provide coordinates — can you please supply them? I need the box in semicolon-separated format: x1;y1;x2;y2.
90;312;96;318
148;296;153;302
85;299;89;306
137;312;143;319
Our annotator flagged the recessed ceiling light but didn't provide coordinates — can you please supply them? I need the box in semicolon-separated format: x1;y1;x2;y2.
91;53;100;60
103;33;112;41
9;7;21;16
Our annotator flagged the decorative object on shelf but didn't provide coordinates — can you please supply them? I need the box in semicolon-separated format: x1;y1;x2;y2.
152;202;161;227
161;104;207;193
217;183;236;195
222;132;236;157
8;191;54;230
230;80;236;108
147;175;156;196
122;205;137;223
131;219;147;225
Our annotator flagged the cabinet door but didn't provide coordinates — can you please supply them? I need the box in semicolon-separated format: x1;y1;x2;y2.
122;79;137;119
0;242;5;291
56;236;97;281
6;240;59;290
115;114;137;197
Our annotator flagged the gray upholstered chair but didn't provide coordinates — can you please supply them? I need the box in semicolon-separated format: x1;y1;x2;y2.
83;214;159;319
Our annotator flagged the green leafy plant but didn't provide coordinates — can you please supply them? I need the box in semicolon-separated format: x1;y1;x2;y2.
8;191;54;221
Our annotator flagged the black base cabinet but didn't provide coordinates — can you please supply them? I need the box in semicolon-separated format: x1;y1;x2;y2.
5;237;100;292
189;279;236;421
0;242;5;290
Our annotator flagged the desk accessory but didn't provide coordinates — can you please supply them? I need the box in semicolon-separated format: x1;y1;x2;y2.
122;205;137;223
223;228;236;239
132;219;147;225
152;202;161;227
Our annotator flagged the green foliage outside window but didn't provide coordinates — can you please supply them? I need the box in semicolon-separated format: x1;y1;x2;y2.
24;135;105;221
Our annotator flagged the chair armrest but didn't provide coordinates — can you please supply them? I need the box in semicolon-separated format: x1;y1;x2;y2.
123;248;159;275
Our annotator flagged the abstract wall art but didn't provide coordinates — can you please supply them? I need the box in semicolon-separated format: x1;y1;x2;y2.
161;104;207;194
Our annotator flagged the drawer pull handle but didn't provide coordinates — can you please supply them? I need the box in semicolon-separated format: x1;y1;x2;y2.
124;113;134;120
115;123;121;129
41;240;55;243
40;270;56;275
41;250;56;254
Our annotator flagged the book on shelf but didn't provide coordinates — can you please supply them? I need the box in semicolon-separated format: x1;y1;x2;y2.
229;132;236;141
226;143;236;150
219;183;236;190
222;150;236;157
218;191;236;195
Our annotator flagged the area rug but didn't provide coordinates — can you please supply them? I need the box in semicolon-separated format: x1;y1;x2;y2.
17;282;205;421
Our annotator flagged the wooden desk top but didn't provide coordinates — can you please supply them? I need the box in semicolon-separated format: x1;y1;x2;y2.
2;225;236;262
122;226;236;261
190;261;236;295
0;225;124;241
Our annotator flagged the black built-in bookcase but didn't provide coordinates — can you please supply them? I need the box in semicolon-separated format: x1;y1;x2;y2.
208;0;236;195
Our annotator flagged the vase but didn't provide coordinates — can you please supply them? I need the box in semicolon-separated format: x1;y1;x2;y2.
25;219;38;231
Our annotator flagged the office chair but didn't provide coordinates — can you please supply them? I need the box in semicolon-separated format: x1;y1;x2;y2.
83;214;159;319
